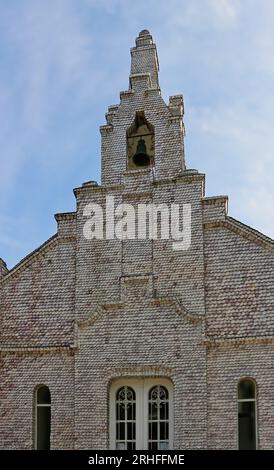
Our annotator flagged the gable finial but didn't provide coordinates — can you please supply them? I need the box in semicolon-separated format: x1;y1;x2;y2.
130;30;159;90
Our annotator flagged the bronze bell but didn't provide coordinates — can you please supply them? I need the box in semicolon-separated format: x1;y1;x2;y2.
133;138;150;167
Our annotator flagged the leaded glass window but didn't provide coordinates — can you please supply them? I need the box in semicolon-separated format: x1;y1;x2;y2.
148;385;169;450
115;386;136;450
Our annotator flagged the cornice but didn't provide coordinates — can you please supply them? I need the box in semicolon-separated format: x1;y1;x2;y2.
73;184;123;197
153;172;205;187
202;196;228;206
54;212;76;222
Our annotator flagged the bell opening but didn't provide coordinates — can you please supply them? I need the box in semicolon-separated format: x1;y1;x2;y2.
133;152;150;167
127;112;154;170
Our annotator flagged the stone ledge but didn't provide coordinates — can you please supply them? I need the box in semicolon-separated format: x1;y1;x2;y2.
169;116;183;123
153;172;205;186
120;90;134;100
0;345;76;356
54;212;76;222
205;335;274;348
99;124;113;135
73;183;122;197
144;88;161;95
202;196;228;206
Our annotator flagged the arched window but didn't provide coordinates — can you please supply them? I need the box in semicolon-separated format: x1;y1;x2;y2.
110;378;173;450
35;385;51;450
238;379;257;450
115;386;136;450
148;385;169;450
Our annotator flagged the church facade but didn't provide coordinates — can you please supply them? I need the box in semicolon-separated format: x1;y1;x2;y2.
1;30;274;450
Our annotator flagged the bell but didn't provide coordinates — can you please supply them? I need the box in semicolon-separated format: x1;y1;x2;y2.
133;138;150;166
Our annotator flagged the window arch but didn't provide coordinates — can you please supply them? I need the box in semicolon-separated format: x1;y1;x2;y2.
34;385;51;450
238;378;257;450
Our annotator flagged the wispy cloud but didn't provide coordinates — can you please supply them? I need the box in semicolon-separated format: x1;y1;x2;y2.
208;0;240;25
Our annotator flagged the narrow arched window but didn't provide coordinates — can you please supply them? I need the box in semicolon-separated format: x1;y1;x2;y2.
148;385;169;450
115;386;136;450
35;385;51;450
238;379;257;450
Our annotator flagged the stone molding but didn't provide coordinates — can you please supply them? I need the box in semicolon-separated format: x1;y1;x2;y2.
78;295;204;330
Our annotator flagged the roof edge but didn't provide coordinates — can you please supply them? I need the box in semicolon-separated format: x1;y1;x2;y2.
204;217;274;251
228;216;274;245
0;234;58;284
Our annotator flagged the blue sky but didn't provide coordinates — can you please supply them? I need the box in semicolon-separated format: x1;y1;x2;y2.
1;0;274;268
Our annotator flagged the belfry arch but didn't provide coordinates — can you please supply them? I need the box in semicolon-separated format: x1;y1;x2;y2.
127;111;155;169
